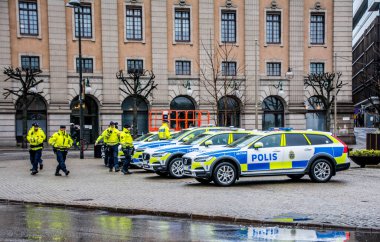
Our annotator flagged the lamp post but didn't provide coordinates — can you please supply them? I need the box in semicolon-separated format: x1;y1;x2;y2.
183;80;193;96
66;0;85;159
254;39;258;129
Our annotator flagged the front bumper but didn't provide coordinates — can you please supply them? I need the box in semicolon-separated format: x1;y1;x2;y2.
183;169;210;178
336;162;350;172
142;163;164;171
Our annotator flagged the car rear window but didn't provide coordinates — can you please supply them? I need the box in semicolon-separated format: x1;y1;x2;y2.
285;134;309;146
306;134;333;145
233;133;248;141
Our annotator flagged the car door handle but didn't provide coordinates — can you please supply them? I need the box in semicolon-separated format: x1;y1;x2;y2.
304;148;313;151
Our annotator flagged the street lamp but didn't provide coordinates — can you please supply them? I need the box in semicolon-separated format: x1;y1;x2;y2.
66;0;85;159
273;81;284;96
183;80;193;96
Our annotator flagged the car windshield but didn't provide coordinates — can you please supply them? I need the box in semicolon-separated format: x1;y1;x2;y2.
135;133;153;141
171;130;188;140
183;133;213;145
227;135;262;148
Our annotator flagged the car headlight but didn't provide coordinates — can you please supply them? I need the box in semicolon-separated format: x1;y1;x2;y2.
136;149;145;153
152;152;168;157
194;156;212;162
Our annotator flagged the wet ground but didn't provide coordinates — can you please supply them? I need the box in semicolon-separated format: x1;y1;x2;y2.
0;203;379;242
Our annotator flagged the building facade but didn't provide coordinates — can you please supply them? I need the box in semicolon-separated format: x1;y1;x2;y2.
352;0;380;127
0;0;353;145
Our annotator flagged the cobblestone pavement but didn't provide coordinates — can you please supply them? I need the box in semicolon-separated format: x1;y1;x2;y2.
0;154;379;230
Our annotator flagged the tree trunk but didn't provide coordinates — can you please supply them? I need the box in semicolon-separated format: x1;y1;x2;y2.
325;107;331;132
22;98;28;148
133;97;138;138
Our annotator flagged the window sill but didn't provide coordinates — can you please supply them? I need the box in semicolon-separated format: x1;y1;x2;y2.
308;44;327;48
73;37;96;42
264;43;284;47
17;35;42;40
173;41;193;46
219;43;239;47
124;40;146;44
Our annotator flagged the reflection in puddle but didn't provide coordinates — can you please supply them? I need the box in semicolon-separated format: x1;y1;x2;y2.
0;203;378;241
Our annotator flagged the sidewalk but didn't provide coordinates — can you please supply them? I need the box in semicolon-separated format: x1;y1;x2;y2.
0;155;379;231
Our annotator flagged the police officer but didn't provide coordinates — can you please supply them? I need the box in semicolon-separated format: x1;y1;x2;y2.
158;120;171;140
48;125;73;176
70;123;80;150
26;122;46;175
95;121;120;172
120;123;134;175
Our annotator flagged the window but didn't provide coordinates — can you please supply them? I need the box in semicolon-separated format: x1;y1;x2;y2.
233;133;248;142
267;62;281;76
306;134;333;145
310;13;325;44
19;1;38;35
222;62;237;76
221;10;236;43
285;134;309;146
21;56;40;71
174;9;190;42
175;61;191;75
266;12;281;44
126;6;143;40
310;63;325;74
127;59;143;74
256;134;281;148
76;58;93;73
208;133;229;145
75;5;92;38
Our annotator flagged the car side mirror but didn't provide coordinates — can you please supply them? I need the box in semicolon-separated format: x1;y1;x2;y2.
204;140;213;146
253;142;263;149
183;137;189;142
147;138;153;142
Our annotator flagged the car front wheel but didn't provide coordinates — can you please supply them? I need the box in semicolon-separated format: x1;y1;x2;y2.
168;158;184;178
212;162;237;186
309;159;333;183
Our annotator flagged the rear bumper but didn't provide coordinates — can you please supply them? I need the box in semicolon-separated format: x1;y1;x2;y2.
336;162;350;172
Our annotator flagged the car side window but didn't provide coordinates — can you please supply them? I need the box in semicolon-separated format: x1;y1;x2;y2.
306;134;333;145
255;134;281;148
285;134;309;146
233;133;248;141
207;133;229;145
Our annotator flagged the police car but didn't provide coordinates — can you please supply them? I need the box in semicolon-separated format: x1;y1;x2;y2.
131;126;231;167
183;129;350;186
142;130;253;178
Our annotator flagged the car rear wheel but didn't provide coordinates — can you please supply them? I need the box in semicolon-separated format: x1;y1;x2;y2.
168;158;184;178
195;178;212;184
309;159;333;183
212;162;237;186
287;174;304;180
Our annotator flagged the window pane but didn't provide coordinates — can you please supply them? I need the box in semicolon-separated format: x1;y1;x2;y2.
209;133;229;145
21;56;40;71
19;1;39;35
285;134;309;146
310;63;324;74
267;62;281;76
126;6;143;40
175;61;191;75
222;62;236;76
127;59;144;74
257;134;281;148
76;58;93;73
233;133;248;141
310;13;325;44
175;9;190;42
306;134;333;145
75;5;92;38
221;11;236;43
266;12;281;43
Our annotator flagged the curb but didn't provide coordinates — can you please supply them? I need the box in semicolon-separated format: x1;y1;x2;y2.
1;199;379;233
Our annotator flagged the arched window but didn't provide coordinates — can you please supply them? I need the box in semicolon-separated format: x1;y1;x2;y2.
16;94;47;142
122;95;149;135
262;96;284;130
306;96;326;131
170;96;196;129
218;96;241;127
70;95;99;143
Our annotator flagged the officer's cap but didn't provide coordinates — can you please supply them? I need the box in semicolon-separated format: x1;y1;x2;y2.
123;123;131;128
60;125;66;129
32;122;39;127
110;121;115;125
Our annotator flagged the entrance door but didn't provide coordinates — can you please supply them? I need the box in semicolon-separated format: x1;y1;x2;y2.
122;95;149;135
262;96;284;130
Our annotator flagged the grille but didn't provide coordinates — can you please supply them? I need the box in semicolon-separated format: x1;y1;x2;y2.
183;157;192;166
142;153;150;161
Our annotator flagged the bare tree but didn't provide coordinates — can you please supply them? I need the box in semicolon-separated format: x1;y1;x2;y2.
304;72;346;131
116;69;157;137
2;67;43;148
199;40;245;126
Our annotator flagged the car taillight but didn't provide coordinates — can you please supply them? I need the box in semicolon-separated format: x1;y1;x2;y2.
333;135;348;153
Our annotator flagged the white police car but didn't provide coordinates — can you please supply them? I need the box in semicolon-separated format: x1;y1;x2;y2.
183;129;350;186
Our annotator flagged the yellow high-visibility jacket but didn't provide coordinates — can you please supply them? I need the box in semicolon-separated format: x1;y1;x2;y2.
48;130;73;150
120;128;133;148
27;127;46;151
96;127;120;145
158;123;171;140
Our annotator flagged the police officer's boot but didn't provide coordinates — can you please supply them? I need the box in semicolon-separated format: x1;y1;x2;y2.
55;166;61;176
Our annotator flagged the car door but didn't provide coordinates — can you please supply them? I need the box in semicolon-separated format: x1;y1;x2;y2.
282;133;314;170
246;134;283;172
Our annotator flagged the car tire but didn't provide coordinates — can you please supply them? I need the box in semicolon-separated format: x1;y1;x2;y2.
168;158;184;178
287;174;304;180
212;162;237;186
195;178;212;184
155;171;168;177
309;159;333;183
